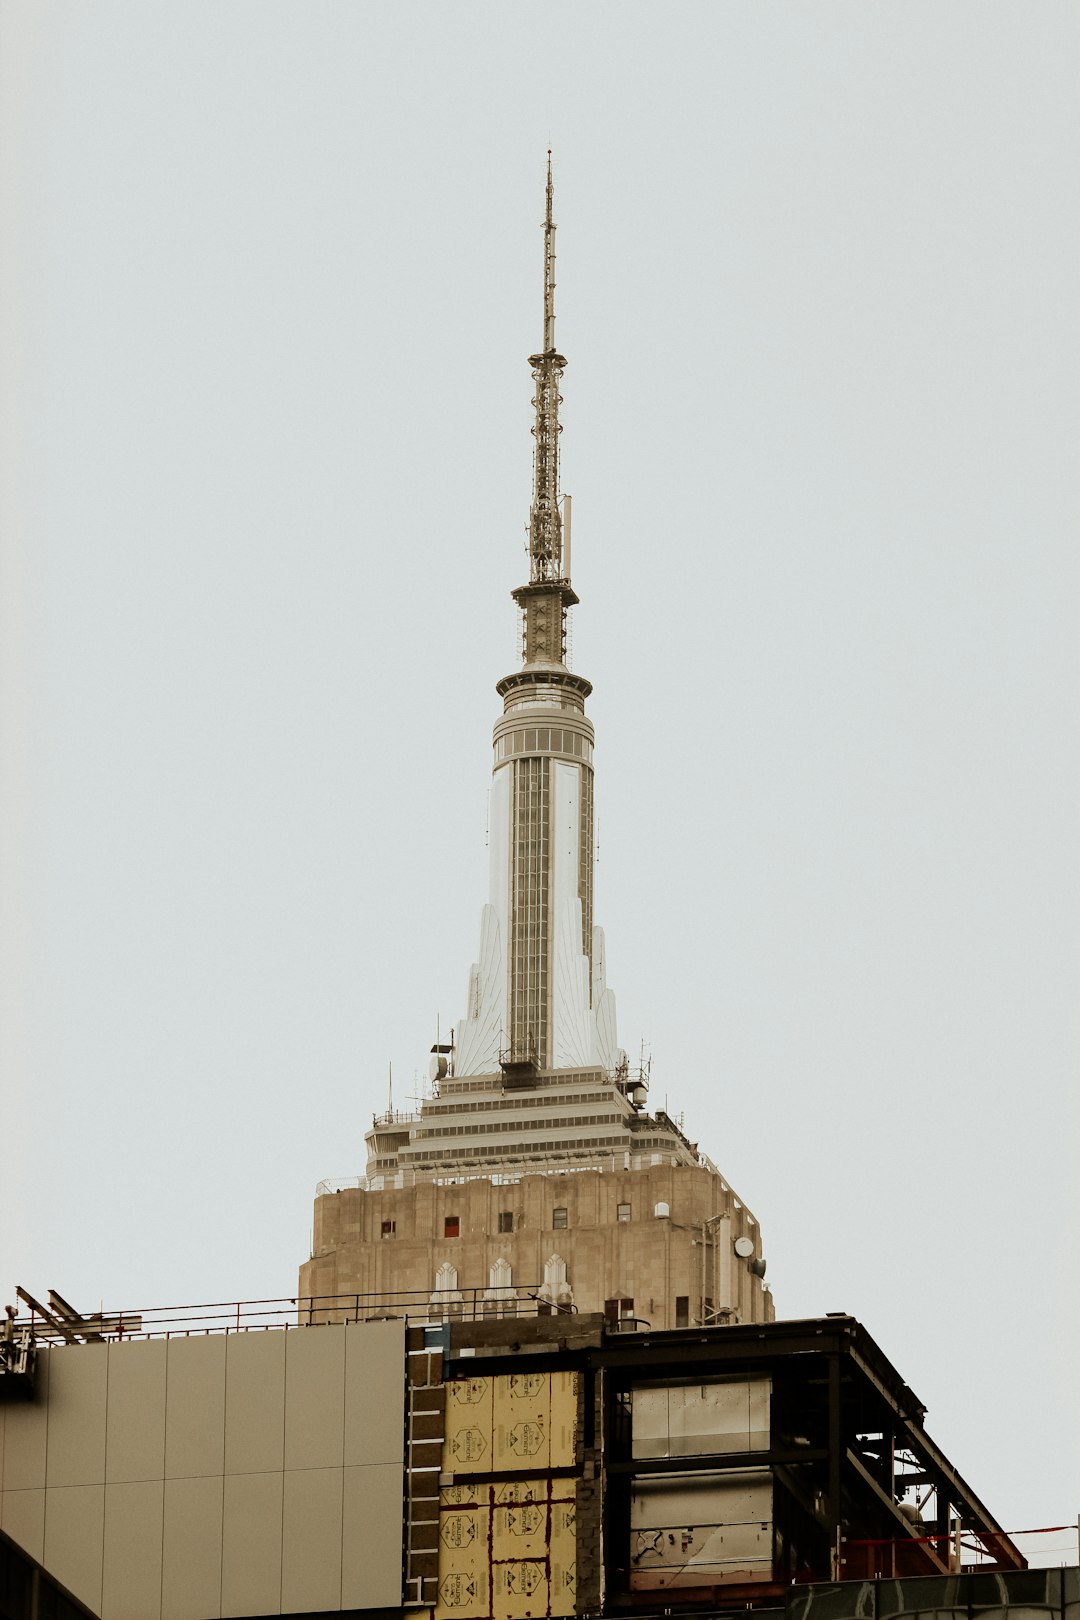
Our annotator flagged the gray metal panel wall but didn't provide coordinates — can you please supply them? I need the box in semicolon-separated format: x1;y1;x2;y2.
0;1319;407;1618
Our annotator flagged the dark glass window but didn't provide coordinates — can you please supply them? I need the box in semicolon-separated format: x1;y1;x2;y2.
498;1211;514;1234
444;1215;460;1238
380;1220;395;1239
552;1207;568;1230
675;1295;689;1327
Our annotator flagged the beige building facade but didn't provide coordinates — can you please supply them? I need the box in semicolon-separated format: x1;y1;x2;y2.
303;1162;771;1330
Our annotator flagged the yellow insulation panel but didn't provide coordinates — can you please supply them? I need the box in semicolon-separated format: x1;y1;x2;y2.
436;1373;580;1617
434;1503;489;1619
549;1496;577;1614
444;1377;494;1472
492;1479;548;1505
441;1481;485;1509
491;1558;549;1618
434;1477;577;1620
493;1373;550;1471
491;1498;548;1560
441;1373;579;1478
548;1371;578;1469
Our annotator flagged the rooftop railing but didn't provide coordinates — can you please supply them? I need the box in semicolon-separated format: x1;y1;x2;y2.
6;1285;561;1345
369;1108;422;1129
316;1146;723;1198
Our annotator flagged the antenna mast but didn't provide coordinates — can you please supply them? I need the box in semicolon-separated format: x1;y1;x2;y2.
507;154;581;672
528;152;567;584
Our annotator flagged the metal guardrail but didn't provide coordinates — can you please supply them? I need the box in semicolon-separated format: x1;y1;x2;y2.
7;1286;559;1344
369;1109;422;1129
316;1147;728;1199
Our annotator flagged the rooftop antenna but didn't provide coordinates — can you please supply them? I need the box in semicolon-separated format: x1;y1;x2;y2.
387;1062;393;1116
527;151;566;585
512;153;580;672
543;150;555;352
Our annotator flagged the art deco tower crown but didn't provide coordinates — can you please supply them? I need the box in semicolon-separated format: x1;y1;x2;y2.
308;161;771;1335
454;155;618;1081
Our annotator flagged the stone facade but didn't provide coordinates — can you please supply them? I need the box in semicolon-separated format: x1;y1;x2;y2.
300;1162;773;1329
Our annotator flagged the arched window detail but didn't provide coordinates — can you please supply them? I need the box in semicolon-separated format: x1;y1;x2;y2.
539;1253;573;1311
485;1257;514;1300
430;1261;462;1309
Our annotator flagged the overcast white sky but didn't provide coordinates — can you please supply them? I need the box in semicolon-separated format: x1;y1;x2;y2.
2;0;1077;1560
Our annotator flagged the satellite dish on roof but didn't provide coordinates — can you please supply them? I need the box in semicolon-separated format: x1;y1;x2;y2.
734;1236;755;1259
429;1054;448;1083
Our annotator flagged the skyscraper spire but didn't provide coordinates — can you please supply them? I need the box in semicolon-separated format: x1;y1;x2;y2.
449;154;611;1077
528;153;567;588
302;160;774;1343
543;150;556;354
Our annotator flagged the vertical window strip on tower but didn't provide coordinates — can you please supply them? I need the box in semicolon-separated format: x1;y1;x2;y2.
579;764;594;986
510;755;550;1063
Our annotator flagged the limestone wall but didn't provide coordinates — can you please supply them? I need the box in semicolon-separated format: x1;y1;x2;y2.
301;1163;774;1328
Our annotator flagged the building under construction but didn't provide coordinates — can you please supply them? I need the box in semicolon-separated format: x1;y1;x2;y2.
0;1291;1071;1620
